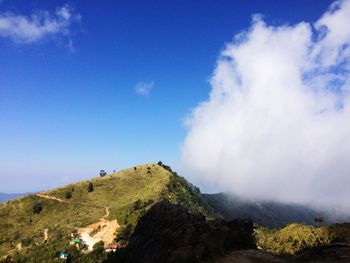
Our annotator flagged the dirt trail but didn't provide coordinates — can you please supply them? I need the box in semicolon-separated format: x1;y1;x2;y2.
36;193;65;203
35;193;119;250
36;193;109;215
43;229;48;243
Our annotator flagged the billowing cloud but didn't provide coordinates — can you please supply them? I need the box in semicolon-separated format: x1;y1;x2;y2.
0;4;80;44
135;81;154;96
181;0;350;210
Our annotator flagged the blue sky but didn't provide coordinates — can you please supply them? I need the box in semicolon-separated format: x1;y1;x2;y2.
0;0;334;192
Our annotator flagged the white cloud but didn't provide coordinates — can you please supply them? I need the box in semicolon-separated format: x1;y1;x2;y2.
180;0;350;211
0;4;80;44
135;81;154;96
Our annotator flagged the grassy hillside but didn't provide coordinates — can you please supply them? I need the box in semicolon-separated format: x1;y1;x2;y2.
0;163;215;262
255;223;350;256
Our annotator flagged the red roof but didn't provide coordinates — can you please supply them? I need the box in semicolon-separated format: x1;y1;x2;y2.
107;243;120;249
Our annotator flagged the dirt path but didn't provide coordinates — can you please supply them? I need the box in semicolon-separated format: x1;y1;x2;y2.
36;193;109;216
36;193;65;203
43;229;48;243
35;193;118;250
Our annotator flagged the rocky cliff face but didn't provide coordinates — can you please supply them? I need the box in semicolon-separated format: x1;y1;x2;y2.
126;201;255;263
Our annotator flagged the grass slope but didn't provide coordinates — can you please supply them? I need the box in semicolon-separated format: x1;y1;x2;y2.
255;223;350;255
0;163;215;262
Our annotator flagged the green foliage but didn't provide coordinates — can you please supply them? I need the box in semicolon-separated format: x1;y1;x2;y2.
65;191;72;199
116;224;133;246
133;199;142;210
161;167;217;219
32;203;43;214
314;216;324;225
87;182;94;192
93;240;105;253
254;223;350;255
327;223;350;243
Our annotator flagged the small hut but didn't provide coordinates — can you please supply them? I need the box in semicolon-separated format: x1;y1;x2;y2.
105;243;120;253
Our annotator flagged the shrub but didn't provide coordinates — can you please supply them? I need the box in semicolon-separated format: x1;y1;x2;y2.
65;192;72;199
116;224;133;245
133;199;142;210
32;204;43;214
93;240;105;253
88;182;94;192
100;170;107;177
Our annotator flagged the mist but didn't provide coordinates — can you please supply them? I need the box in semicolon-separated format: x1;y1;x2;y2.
180;0;350;212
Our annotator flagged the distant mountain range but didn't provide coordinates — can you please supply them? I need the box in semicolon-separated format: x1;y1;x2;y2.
0;192;28;203
205;192;350;228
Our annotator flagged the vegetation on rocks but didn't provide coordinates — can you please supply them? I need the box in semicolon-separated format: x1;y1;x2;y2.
255;223;350;256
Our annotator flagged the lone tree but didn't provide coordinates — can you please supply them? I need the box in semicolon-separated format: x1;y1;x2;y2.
33;203;43;214
314;216;324;226
157;161;163;166
100;170;107;177
88;182;94;192
133;199;142;210
65;191;72;199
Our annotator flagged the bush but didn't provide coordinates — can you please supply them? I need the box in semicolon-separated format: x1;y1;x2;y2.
65;192;72;199
93;240;105;253
88;182;94;192
116;224;133;245
133;199;142;210
100;170;107;177
32;204;43;214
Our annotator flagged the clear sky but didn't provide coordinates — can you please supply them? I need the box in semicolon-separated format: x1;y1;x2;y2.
0;0;334;193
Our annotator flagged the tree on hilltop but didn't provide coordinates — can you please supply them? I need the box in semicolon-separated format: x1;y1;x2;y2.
88;182;94;192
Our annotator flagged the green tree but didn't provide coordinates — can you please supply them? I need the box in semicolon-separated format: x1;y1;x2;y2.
93;240;105;254
116;224;133;245
133;199;142;210
65;191;72;199
88;182;94;192
32;203;43;214
314;216;324;226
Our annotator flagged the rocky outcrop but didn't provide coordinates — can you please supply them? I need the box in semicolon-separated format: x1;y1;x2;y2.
126;201;255;263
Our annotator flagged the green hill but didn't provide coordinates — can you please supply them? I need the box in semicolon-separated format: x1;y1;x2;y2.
0;163;215;262
255;223;350;256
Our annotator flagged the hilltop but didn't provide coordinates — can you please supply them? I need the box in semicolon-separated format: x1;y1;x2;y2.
0;163;215;262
